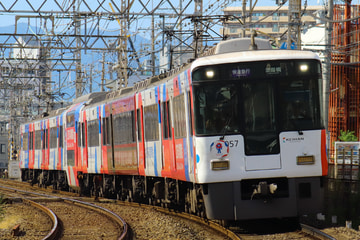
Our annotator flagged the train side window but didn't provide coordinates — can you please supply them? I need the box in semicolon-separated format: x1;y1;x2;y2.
106;117;111;145
144;104;159;141
1;144;6;154
22;134;28;151
59;126;63;148
131;111;136;142
66;112;75;127
46;129;49;149
77;122;82;147
50;127;57;149
137;109;142;142
42;129;48;150
81;122;85;147
162;100;172;139
42;130;45;149
67;150;75;166
102;118;107;145
174;94;186;139
29;132;34;150
105;117;108;145
87;119;100;147
35;130;41;150
187;91;193;136
113;111;135;144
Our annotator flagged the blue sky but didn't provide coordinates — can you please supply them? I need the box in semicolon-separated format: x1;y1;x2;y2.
0;0;336;28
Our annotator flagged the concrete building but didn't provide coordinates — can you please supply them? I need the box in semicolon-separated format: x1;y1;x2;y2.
0;36;51;170
221;5;325;41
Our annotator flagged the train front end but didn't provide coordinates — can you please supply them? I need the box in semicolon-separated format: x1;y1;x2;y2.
191;50;328;220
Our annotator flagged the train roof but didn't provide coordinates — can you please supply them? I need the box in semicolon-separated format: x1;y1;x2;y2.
191;48;320;71
73;92;108;105
214;38;272;54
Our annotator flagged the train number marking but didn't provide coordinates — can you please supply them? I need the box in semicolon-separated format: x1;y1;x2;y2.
225;140;238;148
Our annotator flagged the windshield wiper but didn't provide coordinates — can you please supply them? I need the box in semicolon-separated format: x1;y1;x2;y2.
220;113;233;140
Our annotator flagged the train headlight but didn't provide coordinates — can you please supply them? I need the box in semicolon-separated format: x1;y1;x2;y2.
206;70;215;78
297;155;315;165
211;159;230;170
300;64;308;72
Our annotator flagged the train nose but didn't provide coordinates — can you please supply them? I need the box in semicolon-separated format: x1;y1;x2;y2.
251;181;278;201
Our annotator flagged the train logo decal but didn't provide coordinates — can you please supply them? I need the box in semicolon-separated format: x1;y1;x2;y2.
210;140;229;158
283;137;305;143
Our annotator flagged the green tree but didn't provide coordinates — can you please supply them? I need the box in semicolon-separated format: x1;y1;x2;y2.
338;130;358;142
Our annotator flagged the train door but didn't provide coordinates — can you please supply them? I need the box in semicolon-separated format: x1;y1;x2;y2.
171;74;189;181
49;117;57;170
111;97;137;175
185;69;195;182
172;93;187;181
57;113;65;170
45;119;50;170
19;125;29;169
65;110;76;168
34;121;42;169
136;93;146;175
77;118;82;170
86;106;102;174
21;123;35;170
78;110;87;172
46;120;50;170
143;87;162;177
64;106;82;188
160;83;173;178
102;103;113;174
185;90;195;182
29;123;34;169
41;120;46;169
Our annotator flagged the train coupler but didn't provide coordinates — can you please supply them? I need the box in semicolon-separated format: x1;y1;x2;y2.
251;181;278;202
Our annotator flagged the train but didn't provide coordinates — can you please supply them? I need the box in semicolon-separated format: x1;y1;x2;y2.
19;37;328;221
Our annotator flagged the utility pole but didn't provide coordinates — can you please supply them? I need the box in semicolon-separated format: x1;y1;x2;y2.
117;0;129;89
324;0;333;131
287;0;301;49
242;0;247;38
151;14;156;76
194;0;203;58
75;0;83;98
101;52;105;92
89;63;93;93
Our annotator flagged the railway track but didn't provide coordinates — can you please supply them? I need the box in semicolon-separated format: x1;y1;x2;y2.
0;179;228;239
226;220;338;240
98;199;339;240
0;184;128;239
301;224;336;240
0;179;344;239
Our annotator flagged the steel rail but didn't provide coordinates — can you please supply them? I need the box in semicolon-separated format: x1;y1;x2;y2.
22;198;61;240
301;223;337;240
114;200;240;240
0;185;61;240
0;185;129;240
62;197;129;240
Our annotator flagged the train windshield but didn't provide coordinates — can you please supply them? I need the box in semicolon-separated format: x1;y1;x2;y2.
193;84;241;135
192;59;323;155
